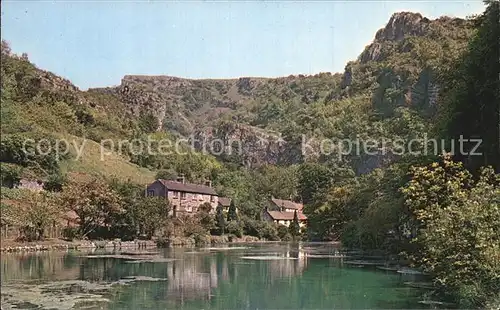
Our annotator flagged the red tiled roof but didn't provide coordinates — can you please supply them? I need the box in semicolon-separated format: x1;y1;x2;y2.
266;210;307;221
271;198;303;211
157;179;217;196
218;197;231;207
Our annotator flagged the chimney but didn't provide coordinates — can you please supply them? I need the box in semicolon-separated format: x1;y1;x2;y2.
176;175;185;184
205;180;212;187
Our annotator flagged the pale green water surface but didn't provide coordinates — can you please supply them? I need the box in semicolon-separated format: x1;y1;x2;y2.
1;243;433;309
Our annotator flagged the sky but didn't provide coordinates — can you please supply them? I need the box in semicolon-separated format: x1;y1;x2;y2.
1;1;485;90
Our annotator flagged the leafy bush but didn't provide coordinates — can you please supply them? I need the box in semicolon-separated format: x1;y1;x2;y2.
277;225;289;240
226;221;243;238
62;227;79;241
402;156;500;308
0;163;22;188
43;172;67;192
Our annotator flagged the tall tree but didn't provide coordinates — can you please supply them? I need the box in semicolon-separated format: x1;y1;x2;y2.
297;163;334;206
289;210;301;240
62;178;123;238
227;200;238;222
440;1;500;171
215;204;226;235
137;196;171;239
19;192;61;241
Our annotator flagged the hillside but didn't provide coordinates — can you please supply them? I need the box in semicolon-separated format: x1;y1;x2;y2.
88;12;474;171
1;12;475;183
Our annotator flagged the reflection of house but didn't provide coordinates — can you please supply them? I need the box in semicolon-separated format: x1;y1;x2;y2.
146;177;218;215
165;255;224;303
167;263;211;300
262;198;307;227
268;244;308;279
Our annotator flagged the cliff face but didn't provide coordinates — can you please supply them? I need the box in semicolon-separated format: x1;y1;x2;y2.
3;11;472;173
375;12;429;42
90;12;453;136
90;73;339;139
91;76;257;135
79;11;473;170
343;11;473;98
358;12;469;63
359;13;428;63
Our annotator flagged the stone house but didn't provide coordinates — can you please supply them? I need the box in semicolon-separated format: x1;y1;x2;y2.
262;198;308;228
146;177;218;216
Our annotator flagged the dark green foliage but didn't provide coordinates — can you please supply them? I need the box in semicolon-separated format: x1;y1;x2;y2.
197;209;216;232
138;112;159;133
138;196;171;239
198;202;213;213
43;172;67;192
215;204;226;235
0;163;22;188
227;200;238;222
402;156;500;308
240;215;279;240
0;133;68;175
109;179;171;240
155;169;177;180
298;163;334;206
288;210;301;239
439;1;500;172
226;221;243;238
277;224;290;240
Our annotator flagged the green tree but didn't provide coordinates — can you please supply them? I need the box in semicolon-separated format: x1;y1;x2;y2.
0;163;22;188
198;202;213;213
155;169;177;180
402;156;500;308
215;204;226;235
197;202;215;232
289;210;301;240
137;196;170;239
227;200;238;222
17;192;61;241
297;162;334;206
277;224;291;241
226;221;243;238
43;172;67;192
62;178;123;238
109;179;143;239
439;1;500;171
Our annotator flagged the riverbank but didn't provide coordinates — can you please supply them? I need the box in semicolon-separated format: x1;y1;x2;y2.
0;239;157;253
0;235;264;253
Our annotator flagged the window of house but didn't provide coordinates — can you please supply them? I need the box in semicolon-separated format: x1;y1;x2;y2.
210;195;215;202
172;191;179;198
180;192;186;200
147;190;155;197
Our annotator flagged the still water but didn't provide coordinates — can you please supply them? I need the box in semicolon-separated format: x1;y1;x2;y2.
1;243;432;309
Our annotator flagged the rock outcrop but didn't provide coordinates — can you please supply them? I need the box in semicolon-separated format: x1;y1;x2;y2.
359;12;430;63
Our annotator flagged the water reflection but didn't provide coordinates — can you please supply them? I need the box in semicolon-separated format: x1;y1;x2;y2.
163;243;310;304
1;243;428;309
1;251;80;283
